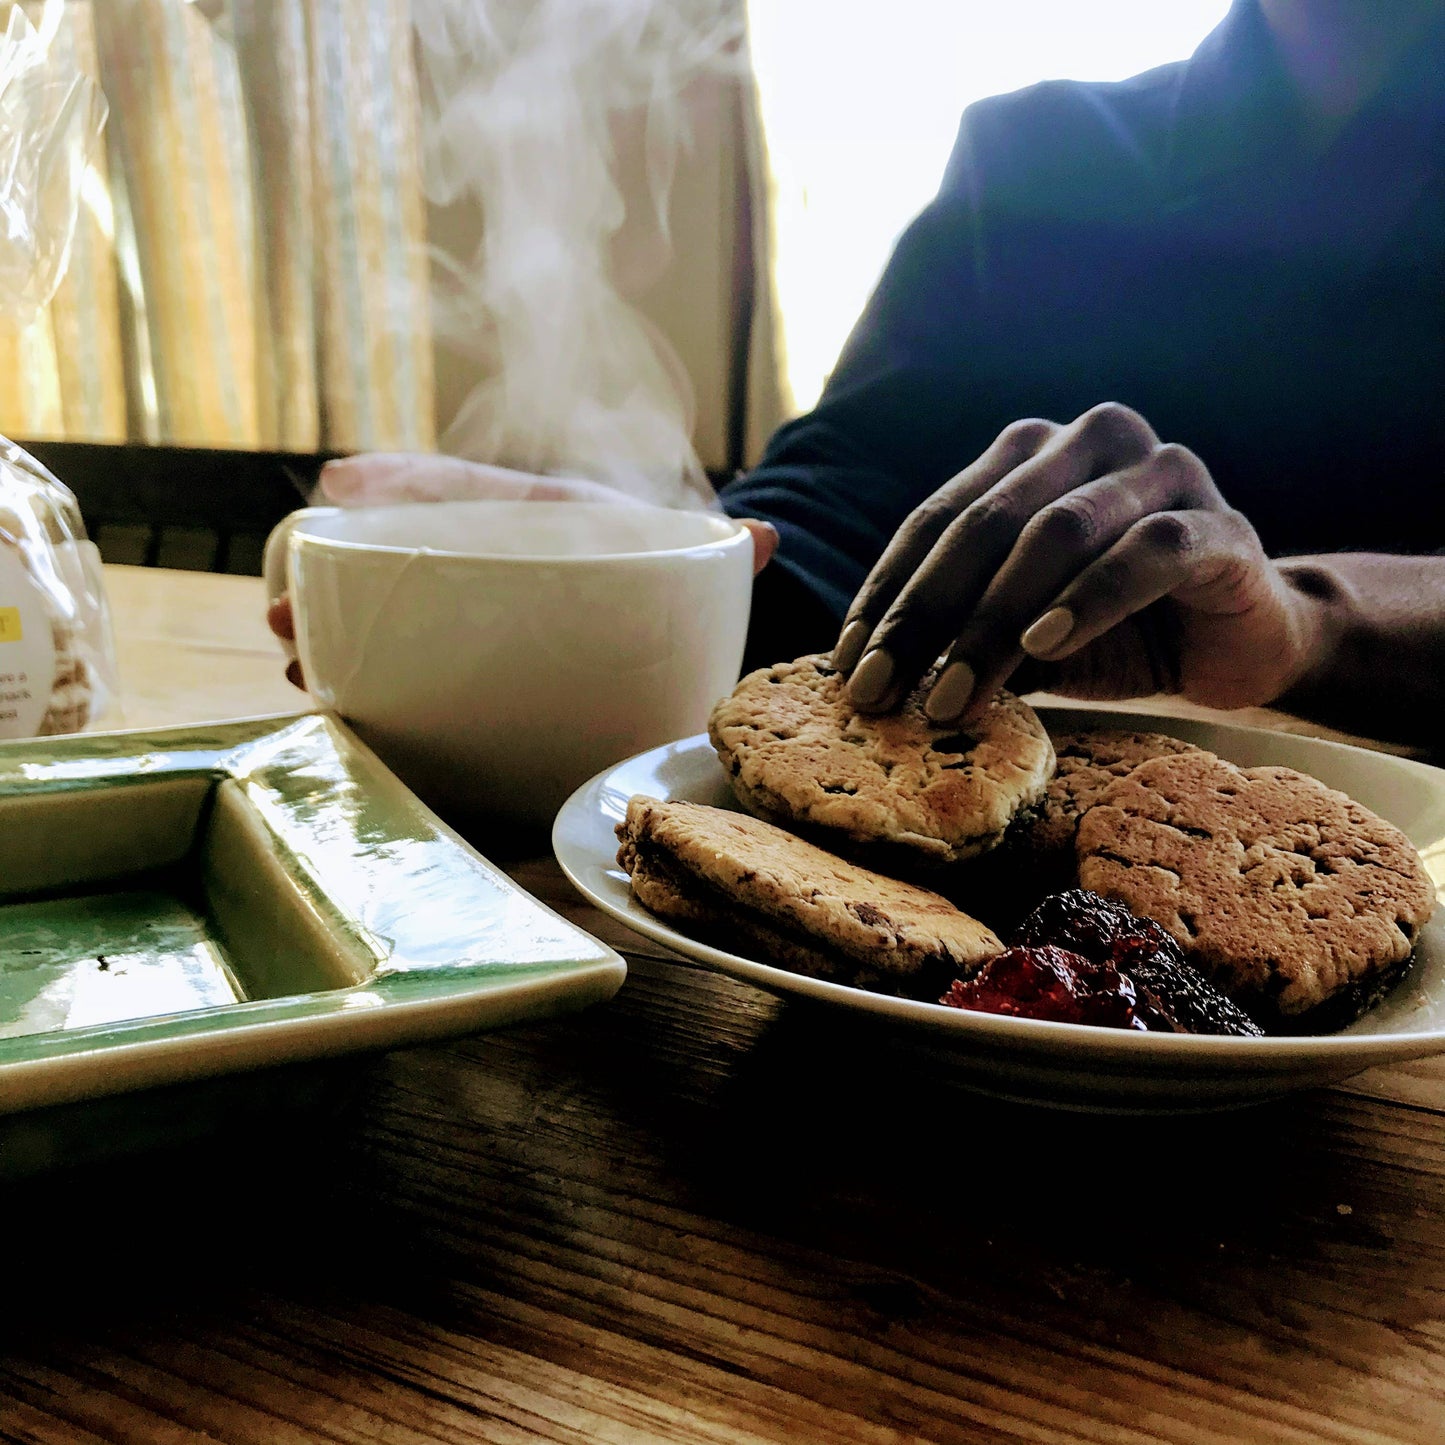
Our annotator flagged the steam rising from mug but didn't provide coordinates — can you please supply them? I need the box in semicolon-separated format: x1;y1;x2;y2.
412;0;741;508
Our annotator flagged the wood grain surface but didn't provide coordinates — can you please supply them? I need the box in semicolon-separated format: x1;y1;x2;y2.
0;568;1442;1445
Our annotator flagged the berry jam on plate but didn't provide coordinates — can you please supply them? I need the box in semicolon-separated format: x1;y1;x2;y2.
940;890;1263;1036
940;944;1144;1028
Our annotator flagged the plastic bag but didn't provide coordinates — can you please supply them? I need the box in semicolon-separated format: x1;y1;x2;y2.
0;436;117;735
0;4;115;736
0;1;108;324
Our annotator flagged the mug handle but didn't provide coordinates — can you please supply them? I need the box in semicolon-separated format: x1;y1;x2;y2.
262;507;325;663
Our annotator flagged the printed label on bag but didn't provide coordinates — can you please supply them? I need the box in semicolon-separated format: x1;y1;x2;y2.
0;547;55;738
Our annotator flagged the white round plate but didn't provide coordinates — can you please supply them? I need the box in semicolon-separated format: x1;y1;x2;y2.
552;705;1445;1112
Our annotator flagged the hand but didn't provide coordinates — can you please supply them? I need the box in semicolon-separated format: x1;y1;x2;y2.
830;403;1325;722
267;454;779;690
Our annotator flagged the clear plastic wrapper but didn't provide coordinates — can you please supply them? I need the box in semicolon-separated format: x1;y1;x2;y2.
0;436;117;735
0;4;118;737
0;2;107;324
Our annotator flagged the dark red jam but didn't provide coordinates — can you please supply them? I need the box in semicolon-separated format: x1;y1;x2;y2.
939;944;1145;1029
1014;890;1262;1036
941;889;1264;1036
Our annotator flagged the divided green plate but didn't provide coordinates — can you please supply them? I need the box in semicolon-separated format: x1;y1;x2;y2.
0;713;626;1118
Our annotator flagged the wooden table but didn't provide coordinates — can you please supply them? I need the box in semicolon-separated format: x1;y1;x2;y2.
3;565;1442;1445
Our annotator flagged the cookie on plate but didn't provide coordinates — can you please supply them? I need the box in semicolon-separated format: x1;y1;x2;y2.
1075;750;1438;1032
999;728;1202;889
616;796;1002;996
1023;728;1202;857
707;654;1054;869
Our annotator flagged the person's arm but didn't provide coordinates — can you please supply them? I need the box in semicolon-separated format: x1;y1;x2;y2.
1273;554;1445;741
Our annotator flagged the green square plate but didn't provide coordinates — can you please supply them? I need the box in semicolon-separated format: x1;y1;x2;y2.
0;713;625;1117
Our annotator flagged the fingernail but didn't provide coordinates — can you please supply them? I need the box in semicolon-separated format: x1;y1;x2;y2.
317;457;355;501
848;648;895;707
832;619;871;673
925;660;975;721
1021;606;1075;658
285;659;304;690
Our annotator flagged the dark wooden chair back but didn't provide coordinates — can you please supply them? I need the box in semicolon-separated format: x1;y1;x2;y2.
17;441;336;575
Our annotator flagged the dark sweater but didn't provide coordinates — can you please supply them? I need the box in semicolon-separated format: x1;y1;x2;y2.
720;0;1445;669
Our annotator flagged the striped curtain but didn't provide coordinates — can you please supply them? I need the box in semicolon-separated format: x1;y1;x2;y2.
0;0;435;453
49;1;126;442
95;0;264;446
0;1;123;441
301;0;435;452
232;0;316;452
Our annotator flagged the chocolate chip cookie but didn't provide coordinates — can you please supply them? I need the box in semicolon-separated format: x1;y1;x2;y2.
617;796;1002;995
707;654;1054;869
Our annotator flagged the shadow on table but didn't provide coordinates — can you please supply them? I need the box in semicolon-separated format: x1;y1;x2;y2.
0;1057;369;1181
696;995;1344;1241
561;970;1410;1286
1;954;1436;1407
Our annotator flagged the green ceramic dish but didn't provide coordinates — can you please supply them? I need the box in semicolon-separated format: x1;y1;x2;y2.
0;713;626;1117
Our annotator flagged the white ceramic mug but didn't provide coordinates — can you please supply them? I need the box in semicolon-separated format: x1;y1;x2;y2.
263;499;753;826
